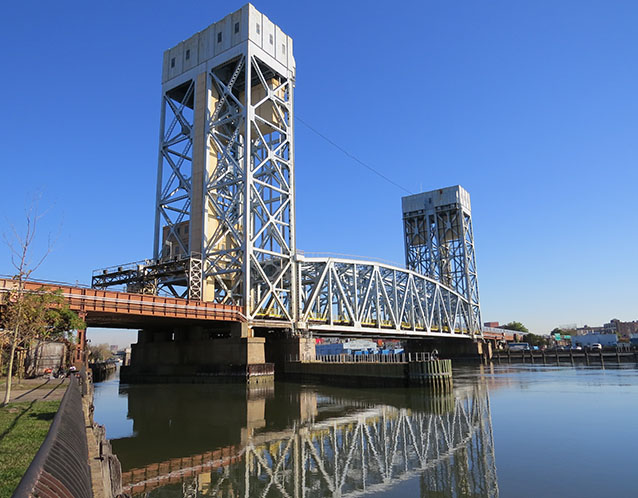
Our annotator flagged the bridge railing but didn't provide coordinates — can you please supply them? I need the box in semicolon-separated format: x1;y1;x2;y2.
289;352;432;363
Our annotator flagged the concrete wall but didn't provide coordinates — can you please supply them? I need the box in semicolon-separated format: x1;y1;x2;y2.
162;4;294;85
403;337;487;361
131;336;265;372
263;333;315;374
285;362;407;386
26;341;67;377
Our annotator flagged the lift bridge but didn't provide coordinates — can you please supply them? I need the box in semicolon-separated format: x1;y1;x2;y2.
92;4;482;340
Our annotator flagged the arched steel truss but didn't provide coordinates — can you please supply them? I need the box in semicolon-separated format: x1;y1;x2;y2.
296;256;480;338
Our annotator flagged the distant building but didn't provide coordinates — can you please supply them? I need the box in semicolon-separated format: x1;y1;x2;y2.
576;325;605;335
572;333;617;348
316;339;378;356
604;319;638;339
573;319;638;340
484;322;500;328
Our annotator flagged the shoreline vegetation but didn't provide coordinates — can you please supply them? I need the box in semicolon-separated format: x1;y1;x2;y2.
0;399;61;498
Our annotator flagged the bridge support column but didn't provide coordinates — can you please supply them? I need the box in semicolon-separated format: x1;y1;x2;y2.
261;331;316;377
73;311;87;369
121;323;273;384
404;337;489;362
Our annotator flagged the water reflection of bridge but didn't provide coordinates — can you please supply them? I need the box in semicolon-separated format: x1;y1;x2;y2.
116;384;498;497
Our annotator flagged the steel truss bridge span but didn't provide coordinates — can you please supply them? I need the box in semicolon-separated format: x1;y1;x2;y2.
293;256;478;339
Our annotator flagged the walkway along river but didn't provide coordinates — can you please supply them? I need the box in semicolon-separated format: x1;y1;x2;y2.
91;363;638;498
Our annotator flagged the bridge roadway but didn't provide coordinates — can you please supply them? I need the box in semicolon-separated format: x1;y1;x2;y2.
118;384;497;497
0;277;243;329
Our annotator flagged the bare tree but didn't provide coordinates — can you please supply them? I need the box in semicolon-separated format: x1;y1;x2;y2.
1;201;81;406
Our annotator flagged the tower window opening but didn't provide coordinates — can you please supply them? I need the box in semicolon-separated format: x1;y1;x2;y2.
282;44;285;54
171;57;175;68
256;23;260;34
185;49;190;60
217;32;222;43
269;34;273;44
234;22;239;33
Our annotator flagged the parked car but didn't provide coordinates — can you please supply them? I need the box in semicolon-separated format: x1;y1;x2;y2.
589;343;603;351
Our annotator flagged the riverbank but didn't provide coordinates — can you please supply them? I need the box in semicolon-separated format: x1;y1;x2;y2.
0;400;61;498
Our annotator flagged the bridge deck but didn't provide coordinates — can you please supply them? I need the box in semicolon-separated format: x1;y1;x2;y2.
0;278;244;328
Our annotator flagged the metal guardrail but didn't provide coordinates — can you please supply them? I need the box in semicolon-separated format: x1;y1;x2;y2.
289;352;433;363
13;374;92;498
296;250;404;269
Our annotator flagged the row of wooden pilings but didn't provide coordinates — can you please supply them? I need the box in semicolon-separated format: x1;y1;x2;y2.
407;359;453;390
493;349;638;366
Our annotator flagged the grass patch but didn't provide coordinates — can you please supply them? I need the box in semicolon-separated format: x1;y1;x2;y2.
0;400;60;498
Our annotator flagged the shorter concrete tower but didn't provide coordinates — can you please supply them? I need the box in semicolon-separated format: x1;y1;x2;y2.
402;186;481;333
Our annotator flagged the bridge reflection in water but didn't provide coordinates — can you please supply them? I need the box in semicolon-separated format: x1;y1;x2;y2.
111;382;498;497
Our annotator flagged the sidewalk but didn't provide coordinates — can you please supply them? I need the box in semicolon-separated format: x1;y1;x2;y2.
0;378;69;403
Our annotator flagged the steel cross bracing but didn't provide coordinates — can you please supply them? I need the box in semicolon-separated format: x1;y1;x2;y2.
403;201;481;335
154;80;195;261
92;254;203;300
135;385;498;498
204;53;296;321
298;256;478;337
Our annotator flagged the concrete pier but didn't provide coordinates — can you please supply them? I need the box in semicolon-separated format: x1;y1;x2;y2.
121;323;274;384
404;337;491;362
284;358;452;388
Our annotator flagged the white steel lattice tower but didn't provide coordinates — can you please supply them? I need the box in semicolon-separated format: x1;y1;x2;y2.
153;4;296;320
402;186;481;334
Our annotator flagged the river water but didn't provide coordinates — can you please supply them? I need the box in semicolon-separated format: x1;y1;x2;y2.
93;364;638;497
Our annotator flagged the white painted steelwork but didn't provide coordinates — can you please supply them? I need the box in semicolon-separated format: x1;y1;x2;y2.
95;5;484;340
153;4;296;319
403;186;482;335
297;256;476;337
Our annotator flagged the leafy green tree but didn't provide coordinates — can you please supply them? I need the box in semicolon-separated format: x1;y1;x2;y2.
524;332;550;347
88;343;113;363
501;321;529;333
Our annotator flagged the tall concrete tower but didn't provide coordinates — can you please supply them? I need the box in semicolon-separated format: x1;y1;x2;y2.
402;186;481;333
153;4;296;322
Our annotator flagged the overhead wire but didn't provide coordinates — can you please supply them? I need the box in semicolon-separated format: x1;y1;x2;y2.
295;115;413;195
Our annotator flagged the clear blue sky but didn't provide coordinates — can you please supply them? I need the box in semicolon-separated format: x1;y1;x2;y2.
1;1;637;346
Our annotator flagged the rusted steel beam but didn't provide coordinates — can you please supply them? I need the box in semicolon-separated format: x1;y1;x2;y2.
0;278;245;325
